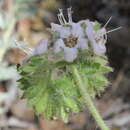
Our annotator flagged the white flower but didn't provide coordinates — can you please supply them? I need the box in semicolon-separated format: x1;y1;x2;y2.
86;21;107;56
20;39;49;63
14;39;49;57
64;47;78;62
77;37;88;50
53;39;65;53
51;23;71;38
51;8;88;62
32;39;48;55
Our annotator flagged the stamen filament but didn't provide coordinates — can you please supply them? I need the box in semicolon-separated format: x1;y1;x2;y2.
104;16;112;28
107;27;122;34
67;7;73;23
58;14;64;25
58;9;67;24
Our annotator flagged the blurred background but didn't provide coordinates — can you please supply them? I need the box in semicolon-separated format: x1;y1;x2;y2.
0;0;130;130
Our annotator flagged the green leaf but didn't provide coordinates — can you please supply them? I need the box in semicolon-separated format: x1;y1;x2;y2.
18;53;112;122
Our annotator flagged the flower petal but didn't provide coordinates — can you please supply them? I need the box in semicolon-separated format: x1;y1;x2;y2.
64;47;78;62
86;22;95;41
32;39;48;55
71;23;84;37
92;41;106;56
78;20;87;24
86;22;106;55
60;26;71;38
51;23;71;38
53;39;65;53
96;28;107;44
77;38;88;50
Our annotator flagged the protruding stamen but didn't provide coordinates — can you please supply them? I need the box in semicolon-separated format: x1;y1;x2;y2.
106;27;122;34
104;16;112;28
58;14;64;25
67;7;73;23
58;9;67;25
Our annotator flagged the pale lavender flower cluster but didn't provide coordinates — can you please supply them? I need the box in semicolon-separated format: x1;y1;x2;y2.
18;8;111;62
50;8;107;62
51;8;88;62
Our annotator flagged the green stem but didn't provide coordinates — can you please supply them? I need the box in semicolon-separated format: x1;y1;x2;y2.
72;66;109;130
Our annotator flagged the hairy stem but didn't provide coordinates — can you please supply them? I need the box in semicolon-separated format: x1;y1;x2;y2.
72;66;109;130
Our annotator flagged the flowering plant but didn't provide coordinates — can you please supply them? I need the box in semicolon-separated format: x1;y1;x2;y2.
18;8;113;130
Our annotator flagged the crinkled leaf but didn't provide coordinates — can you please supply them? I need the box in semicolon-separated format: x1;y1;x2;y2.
18;52;112;122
